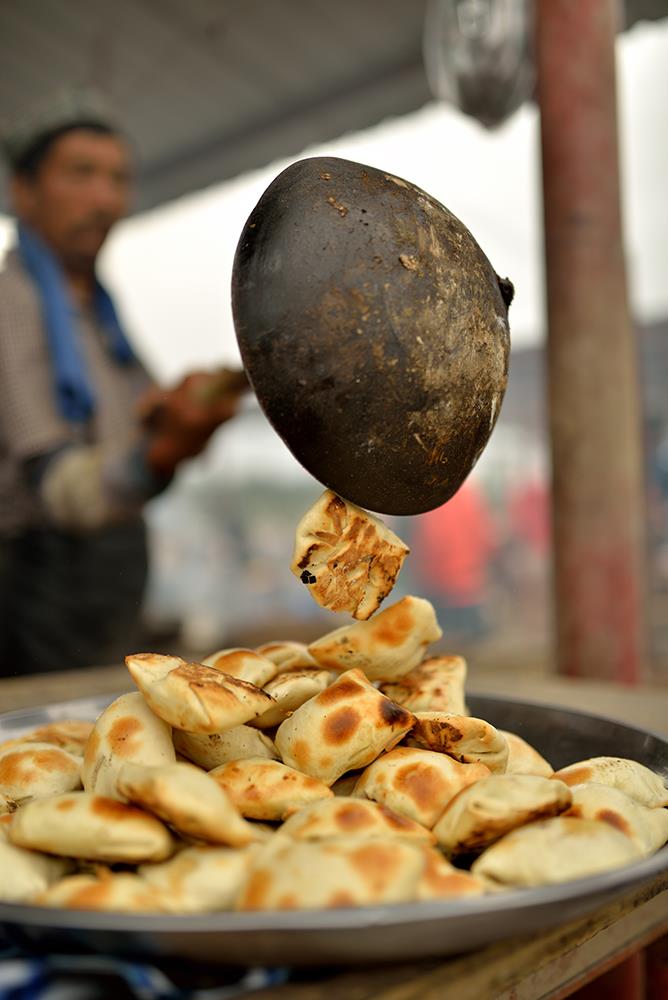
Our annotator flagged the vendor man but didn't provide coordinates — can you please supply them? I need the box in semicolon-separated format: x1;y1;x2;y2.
0;92;245;675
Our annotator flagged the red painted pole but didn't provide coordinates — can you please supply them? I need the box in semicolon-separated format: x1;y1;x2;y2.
570;953;645;1000
536;0;647;682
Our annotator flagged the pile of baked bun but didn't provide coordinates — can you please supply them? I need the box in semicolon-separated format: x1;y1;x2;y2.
1;491;667;913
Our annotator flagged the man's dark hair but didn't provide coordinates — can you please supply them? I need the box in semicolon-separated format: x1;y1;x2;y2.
13;121;120;179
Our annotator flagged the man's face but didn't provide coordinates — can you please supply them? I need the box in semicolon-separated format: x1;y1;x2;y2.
12;128;133;271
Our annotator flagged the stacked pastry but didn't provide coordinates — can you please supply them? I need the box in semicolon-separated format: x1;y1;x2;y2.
1;490;667;913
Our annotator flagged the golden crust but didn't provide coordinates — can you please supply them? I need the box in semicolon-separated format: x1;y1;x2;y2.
353;747;490;828
552;757;668;808
173;726;278;769
125;654;274;734
308;596;442;683
9;791;175;863
202;648;278;688
433;774;572;856
471;816;642;888
210;757;334;821
380;656;467;714
408;713;509;774
501;730;554;777
278;796;436;845
291;490;409;620
0;743;82;803
252;669;336;729
81;691;175;800
275;668;415;785
117;761;262;846
564;782;668;855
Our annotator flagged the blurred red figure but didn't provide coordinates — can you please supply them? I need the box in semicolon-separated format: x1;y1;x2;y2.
509;477;550;559
411;480;496;640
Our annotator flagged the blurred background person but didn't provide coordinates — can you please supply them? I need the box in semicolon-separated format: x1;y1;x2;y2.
0;91;246;676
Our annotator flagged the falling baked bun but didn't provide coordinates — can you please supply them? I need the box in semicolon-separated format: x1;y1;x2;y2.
125;653;274;734
408;713;509;774
552;757;668;808
471;816;642;888
291;490;409;620
308;596;442;682
380;655;468;715
432;774;572;856
81;691;175;800
275;668;415;785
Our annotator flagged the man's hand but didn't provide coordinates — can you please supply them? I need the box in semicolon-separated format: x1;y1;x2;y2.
138;368;249;478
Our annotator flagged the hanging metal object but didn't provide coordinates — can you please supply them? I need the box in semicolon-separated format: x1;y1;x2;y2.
423;0;535;128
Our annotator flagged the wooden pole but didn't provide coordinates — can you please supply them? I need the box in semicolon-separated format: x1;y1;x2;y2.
536;0;647;681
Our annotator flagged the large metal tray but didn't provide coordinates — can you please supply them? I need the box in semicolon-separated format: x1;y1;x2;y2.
0;692;666;966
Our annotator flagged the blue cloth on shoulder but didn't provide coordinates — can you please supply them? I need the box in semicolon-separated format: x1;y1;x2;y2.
16;223;135;424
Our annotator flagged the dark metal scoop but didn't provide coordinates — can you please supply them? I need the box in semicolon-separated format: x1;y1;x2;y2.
232;156;512;515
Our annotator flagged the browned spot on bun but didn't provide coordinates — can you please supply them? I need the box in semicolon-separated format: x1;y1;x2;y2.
565;805;583;818
0;754;31;786
350;843;401;891
304;775;328;790
83;731;100;768
108;717;143;757
33;749;75;772
554;766;592;786
596;808;631;835
434;721;463;743
32;722;93;749
329;890;356;907
291;740;311;769
90;797;147;821
56;798;77;812
324;707;360;745
318;679;364;706
67;882;110;909
379;699;412;728
277;893;298;909
335;802;374;831
241;868;271;909
375;604;414;646
177;661;265;697
377;803;416;831
395;763;442;811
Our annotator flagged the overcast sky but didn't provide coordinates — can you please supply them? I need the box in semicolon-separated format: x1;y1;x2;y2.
2;19;666;384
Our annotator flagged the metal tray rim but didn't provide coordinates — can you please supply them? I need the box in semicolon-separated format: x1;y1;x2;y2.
1;689;667;962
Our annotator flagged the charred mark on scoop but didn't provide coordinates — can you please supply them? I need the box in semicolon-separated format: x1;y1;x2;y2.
300;570;317;585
